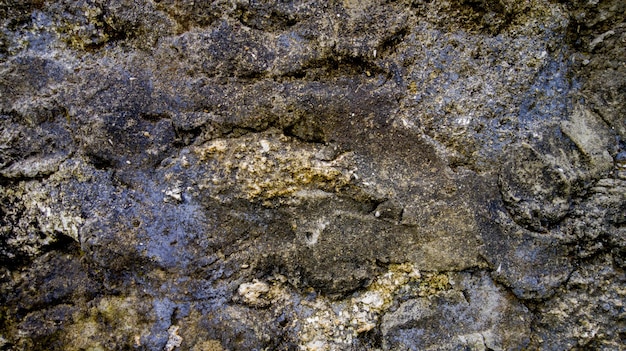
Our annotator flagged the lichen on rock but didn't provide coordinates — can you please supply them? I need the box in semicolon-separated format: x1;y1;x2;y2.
0;0;625;350
192;131;355;204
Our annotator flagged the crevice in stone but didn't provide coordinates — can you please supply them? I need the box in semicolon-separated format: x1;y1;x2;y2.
377;27;410;57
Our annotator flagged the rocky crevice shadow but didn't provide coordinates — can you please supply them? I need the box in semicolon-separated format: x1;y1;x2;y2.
0;0;625;350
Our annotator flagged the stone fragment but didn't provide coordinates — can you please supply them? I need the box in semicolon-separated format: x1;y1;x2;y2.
381;272;531;350
499;143;572;232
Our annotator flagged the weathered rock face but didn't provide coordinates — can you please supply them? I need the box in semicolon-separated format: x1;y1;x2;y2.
1;0;624;350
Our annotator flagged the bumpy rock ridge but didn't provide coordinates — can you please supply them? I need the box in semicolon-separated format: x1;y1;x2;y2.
0;0;624;350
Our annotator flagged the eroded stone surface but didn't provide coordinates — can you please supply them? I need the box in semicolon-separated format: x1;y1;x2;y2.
0;0;624;350
381;272;531;350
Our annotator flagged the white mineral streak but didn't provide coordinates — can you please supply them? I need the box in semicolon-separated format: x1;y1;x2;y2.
298;263;420;350
165;325;183;351
236;264;421;350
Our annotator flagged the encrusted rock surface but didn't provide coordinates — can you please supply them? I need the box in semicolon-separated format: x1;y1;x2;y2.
0;0;624;350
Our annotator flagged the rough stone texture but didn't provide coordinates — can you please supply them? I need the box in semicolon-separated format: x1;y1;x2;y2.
0;0;624;350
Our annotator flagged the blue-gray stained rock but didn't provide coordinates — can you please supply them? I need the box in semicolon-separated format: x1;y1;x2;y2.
0;0;625;350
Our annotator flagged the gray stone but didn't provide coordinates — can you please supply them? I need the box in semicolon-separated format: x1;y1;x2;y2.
381;272;531;350
0;0;624;350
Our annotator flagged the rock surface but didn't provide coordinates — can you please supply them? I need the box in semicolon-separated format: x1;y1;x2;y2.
0;0;624;350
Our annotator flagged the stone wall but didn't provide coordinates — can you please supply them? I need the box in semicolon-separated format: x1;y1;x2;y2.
1;0;624;349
